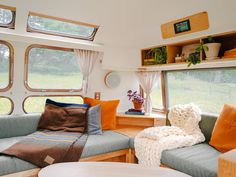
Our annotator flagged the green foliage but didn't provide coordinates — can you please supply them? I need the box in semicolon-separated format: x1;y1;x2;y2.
167;69;236;114
0;97;12;115
147;46;167;64
28;16;94;37
28;48;80;75
187;52;200;67
207;36;215;43
195;41;208;53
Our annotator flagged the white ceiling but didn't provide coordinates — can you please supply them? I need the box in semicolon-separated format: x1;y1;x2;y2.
1;0;236;49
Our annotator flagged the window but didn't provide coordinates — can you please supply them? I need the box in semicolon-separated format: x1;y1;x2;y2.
27;12;98;41
166;68;236;114
0;41;13;91
25;45;82;92
0;5;15;28
150;76;164;110
0;97;13;115
23;96;83;113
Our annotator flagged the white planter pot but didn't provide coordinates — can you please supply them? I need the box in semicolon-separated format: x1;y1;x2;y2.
204;43;221;60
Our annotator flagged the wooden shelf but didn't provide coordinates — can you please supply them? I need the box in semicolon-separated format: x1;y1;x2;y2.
141;30;236;68
139;57;236;71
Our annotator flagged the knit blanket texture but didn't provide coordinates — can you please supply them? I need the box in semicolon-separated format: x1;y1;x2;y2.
134;103;205;166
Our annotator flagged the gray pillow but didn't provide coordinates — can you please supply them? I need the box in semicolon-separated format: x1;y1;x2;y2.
87;105;102;135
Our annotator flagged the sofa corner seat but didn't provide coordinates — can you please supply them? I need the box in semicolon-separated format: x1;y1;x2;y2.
0;114;130;176
160;114;219;177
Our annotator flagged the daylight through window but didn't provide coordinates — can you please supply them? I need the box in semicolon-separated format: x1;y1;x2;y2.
23;96;83;113
0;5;15;28
0;41;13;91
0;97;13;115
166;68;236;114
27;12;98;40
25;45;83;91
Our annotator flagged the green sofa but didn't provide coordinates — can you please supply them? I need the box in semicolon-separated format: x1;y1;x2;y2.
0;113;220;177
161;114;220;177
0;114;130;176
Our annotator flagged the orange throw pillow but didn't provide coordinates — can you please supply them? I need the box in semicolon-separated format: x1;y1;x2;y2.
209;104;236;152
84;97;119;130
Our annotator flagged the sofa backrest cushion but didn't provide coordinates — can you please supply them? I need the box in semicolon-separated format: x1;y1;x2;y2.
199;114;218;142
0;114;41;138
167;113;218;143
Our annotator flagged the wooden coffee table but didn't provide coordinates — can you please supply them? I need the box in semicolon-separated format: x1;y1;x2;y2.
38;162;190;177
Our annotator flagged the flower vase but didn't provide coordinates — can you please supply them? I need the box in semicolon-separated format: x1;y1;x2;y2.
132;101;143;110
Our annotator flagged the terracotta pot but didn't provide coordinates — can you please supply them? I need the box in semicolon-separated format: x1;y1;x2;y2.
133;101;143;110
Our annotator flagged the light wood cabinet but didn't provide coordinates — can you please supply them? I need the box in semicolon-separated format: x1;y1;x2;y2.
218;149;236;177
141;30;236;67
115;113;166;138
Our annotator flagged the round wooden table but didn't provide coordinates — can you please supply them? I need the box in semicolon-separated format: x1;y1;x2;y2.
38;162;191;177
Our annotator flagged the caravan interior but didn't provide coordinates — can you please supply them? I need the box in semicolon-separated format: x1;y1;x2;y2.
0;0;236;177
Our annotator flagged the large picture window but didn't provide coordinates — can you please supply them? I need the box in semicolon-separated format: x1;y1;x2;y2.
0;97;13;115
0;41;13;91
27;12;98;41
0;5;16;29
23;96;83;113
25;45;82;92
166;68;236;113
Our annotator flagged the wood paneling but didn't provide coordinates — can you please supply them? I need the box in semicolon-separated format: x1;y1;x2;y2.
161;12;209;39
1;168;40;177
218;149;236;177
80;149;130;162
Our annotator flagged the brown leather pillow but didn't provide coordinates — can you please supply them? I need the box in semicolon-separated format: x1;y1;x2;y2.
38;99;88;132
209;104;236;152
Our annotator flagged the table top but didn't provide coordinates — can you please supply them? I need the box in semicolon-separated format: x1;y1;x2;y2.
38;162;190;177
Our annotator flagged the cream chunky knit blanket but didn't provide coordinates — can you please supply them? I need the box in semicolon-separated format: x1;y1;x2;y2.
134;103;205;166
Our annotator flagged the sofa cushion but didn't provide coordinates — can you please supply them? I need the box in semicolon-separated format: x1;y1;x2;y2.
0;114;41;138
0;131;130;176
209;104;236;152
81;131;130;158
84;97;120;130
199;114;217;143
167;113;218;143
161;143;221;177
0;136;37;176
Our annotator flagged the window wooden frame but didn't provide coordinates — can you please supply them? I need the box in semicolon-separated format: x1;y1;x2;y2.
139;71;167;114
151;71;167;113
164;67;236;114
0;96;14;115
27;12;99;41
22;95;84;113
0;40;14;92
24;44;82;92
0;4;16;29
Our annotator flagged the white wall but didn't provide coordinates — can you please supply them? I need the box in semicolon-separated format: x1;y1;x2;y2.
2;40;139;115
0;0;236;114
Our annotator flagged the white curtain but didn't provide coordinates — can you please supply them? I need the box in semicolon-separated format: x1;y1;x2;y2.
136;71;160;114
74;49;103;94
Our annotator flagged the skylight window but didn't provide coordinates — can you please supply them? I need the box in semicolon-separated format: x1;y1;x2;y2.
27;12;98;41
0;5;16;28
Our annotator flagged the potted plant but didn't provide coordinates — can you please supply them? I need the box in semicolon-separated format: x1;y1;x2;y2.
203;36;221;60
127;90;144;110
146;46;167;64
187;52;200;67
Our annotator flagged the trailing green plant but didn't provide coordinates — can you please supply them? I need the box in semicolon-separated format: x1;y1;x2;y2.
195;41;208;53
187;40;209;67
187;52;200;67
206;36;215;43
147;46;167;64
